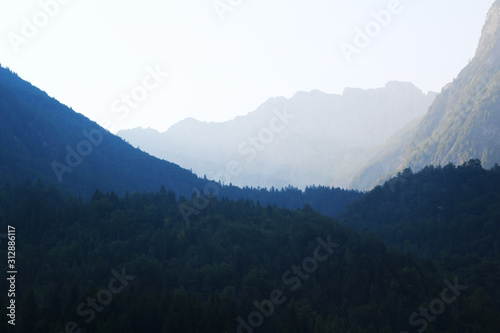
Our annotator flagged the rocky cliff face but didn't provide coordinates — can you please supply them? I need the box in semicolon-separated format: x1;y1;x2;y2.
352;0;500;190
476;0;500;68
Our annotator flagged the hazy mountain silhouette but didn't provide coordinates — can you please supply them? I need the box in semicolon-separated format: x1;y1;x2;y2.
119;82;436;189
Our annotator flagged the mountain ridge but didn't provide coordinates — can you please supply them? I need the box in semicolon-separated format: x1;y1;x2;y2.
0;65;204;198
119;81;436;190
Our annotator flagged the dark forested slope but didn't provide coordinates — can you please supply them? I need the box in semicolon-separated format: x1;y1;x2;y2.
0;66;208;198
0;181;497;332
339;160;500;305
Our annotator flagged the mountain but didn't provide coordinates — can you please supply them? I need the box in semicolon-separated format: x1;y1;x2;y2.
352;0;500;190
0;65;362;216
2;180;499;332
119;82;436;189
0;66;206;198
338;160;500;308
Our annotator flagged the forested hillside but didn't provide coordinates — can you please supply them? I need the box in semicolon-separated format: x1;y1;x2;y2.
339;160;500;306
1;181;498;332
0;65;362;217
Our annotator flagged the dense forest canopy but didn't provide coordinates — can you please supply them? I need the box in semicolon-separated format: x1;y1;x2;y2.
338;160;500;302
0;165;499;332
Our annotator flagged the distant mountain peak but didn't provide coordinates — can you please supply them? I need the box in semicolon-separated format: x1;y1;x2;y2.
341;81;427;97
384;81;421;91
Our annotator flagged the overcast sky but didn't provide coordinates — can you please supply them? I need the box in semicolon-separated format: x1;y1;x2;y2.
0;0;495;133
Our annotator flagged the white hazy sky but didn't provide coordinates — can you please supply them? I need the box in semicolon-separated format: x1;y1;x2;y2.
0;0;495;133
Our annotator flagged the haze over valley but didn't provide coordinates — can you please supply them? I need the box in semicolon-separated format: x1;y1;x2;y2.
0;1;499;332
119;82;436;190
